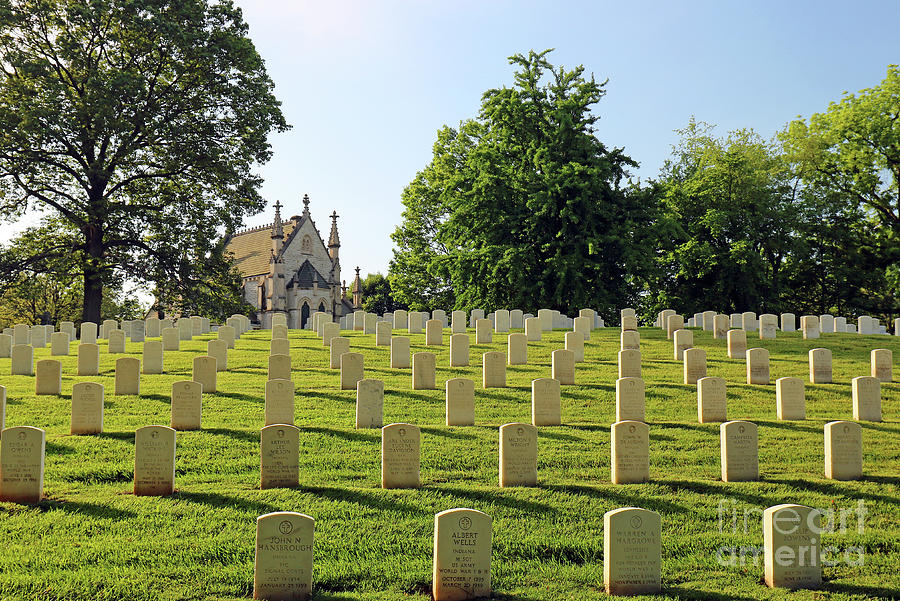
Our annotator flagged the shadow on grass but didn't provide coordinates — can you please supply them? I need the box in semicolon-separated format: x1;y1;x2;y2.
652;478;774;507
304;390;354;405
537;430;585;443
173;491;282;515
419;426;477;440
202;427;260;444
301;426;378;444
141;393;171;405
824;581;900;598
544;483;689;514
428;485;556;514
773;477;900;506
301;485;427;515
666;585;759;601
95;431;135;442
45;441;77;455
37;497;137;519
215;391;263;404
758;420;823;434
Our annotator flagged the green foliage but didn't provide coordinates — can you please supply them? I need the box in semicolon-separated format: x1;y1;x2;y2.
780;65;900;321
360;272;407;316
651;120;801;316
0;0;288;323
390;50;657;316
0;325;897;599
0;221;142;327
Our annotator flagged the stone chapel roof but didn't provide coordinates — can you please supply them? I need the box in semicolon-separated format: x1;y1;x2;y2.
290;259;331;289
225;218;300;278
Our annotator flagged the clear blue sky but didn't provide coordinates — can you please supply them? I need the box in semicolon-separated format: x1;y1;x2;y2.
5;0;899;283
234;0;899;278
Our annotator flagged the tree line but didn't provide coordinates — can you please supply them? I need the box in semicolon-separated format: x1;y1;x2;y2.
388;51;900;325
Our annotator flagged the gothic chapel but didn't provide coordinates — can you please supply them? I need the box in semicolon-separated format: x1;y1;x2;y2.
224;194;361;329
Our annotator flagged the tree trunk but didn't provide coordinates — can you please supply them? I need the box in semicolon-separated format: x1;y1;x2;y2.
81;221;104;324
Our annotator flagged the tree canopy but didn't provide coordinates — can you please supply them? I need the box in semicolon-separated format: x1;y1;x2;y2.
0;0;288;323
390;50;656;316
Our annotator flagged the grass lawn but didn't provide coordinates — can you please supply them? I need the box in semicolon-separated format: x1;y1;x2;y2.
0;323;898;600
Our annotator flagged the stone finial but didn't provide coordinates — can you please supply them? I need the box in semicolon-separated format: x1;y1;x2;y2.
271;200;284;239
328;210;340;247
302;193;310;216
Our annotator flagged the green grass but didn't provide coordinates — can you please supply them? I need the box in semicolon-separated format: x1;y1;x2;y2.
0;325;898;601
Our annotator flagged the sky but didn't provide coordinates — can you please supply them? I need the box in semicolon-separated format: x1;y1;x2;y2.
4;0;899;281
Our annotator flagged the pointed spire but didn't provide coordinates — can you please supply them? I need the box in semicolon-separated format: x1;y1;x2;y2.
302;193;310;217
271;199;284;239
328;210;340;247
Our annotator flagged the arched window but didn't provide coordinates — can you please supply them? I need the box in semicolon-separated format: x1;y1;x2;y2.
318;302;326;313
300;302;311;329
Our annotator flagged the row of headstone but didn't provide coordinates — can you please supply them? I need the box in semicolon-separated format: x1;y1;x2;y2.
253;498;828;599
658;309;899;336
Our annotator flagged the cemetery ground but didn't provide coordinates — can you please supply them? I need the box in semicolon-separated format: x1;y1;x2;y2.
0;325;898;601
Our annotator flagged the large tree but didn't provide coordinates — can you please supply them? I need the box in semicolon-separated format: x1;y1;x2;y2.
390;50;655;316
0;0;288;323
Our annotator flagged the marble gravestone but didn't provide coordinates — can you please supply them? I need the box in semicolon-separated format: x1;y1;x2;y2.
11;345;33;376
507;333;527;365
763;504;821;589
727;329;747;360
871;348;892;382
482;351;506;388
426;319;444;346
340;352;365;390
77;342;99;376
115;357;141;395
524;317;542;341
720;420;758;481
620;329;640;351
474;318;492;344
551;349;575;385
260;424;300;489
381;423;421;489
615;377;645;423
143;340;164;374
776;377;805;420
50;332;70;356
162;327;180;351
35;359;62;395
0;425;45;503
412;352;436;390
170;380;202;430
698;376;727;423
610;420;649;484
265;379;294;426
446;378;475;426
499;423;538;487
270;337;289;357
683;348;707;385
618;349;641;379
329;337;350;369
208;339;228;372
71;382;104;435
824;421;862;480
133;425;176;496
851;376;881;421
449;333;470;367
432;508;491;601
564;331;584;362
808;348;832;384
603;507;661;596
253;512;314;600
108;329;126;354
531;378;561;426
746;347;770;385
390;337;410;369
268;354;292;382
355;379;384;429
673;329;692;361
192;356;217;393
